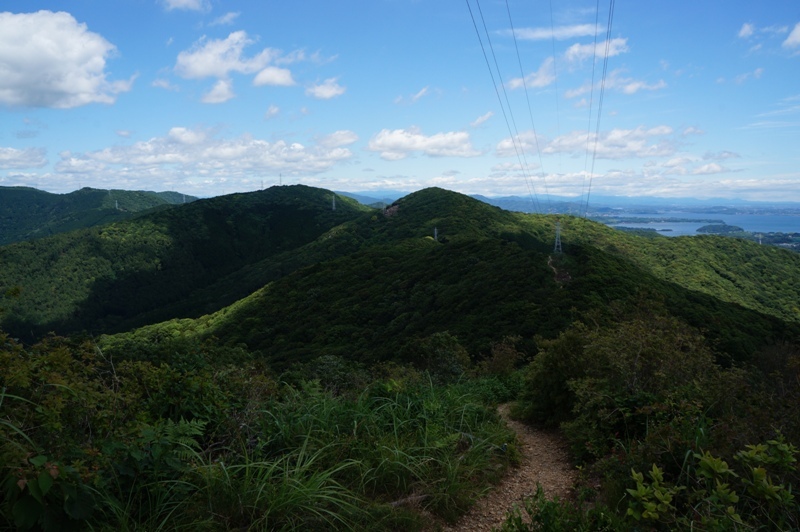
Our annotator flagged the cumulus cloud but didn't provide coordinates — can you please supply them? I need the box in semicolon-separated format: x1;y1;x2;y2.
692;163;729;175
564;38;629;63
508;58;555;89
497;126;676;160
306;78;346;99
253;66;295;87
367;127;480;160
784;22;800;49
175;31;276;79
0;147;48;169
511;24;597;41
55;154;107;174
738;23;755;38
0;11;134;108
202;79;235;103
317;130;359;148
565;69;666;98
50;127;356;190
175;31;307;101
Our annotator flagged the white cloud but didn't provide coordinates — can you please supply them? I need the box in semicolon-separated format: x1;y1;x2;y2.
50;126;356;192
306;78;346;99
317;130;359;148
175;31;276;79
0;11;134;108
162;0;209;12
55;155;107;174
617;79;667;94
512;24;597;41
253;66;295;87
783;22;800;49
735;67;764;84
498;126;676;160
663;156;695;168
565;70;666;98
411;86;429;102
0;147;48;169
703;150;739;160
471;111;494;127
508;58;555;89
264;105;280;119
394;86;432;104
682;126;704;136
168;127;208;145
210;12;240;26
202;79;235;103
738;23;755;38
116;130;132;138
564;38;629;63
152;78;180;91
367;127;480;160
692;163;729;175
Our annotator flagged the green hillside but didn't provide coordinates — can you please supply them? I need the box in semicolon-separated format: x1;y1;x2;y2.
0;185;369;338
3;187;799;530
0;186;198;246
100;188;800;369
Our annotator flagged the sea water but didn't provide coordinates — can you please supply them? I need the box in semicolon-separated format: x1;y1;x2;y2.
603;212;800;237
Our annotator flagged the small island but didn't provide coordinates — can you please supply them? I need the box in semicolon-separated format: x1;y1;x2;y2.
696;224;745;234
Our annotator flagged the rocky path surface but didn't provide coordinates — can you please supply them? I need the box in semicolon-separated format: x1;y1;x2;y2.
440;404;576;531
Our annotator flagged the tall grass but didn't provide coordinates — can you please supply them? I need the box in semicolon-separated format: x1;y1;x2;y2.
196;440;365;531
1;335;516;531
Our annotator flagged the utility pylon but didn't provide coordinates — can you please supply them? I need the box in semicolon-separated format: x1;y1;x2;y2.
554;220;562;254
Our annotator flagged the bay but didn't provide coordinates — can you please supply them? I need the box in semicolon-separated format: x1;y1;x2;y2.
600;212;800;237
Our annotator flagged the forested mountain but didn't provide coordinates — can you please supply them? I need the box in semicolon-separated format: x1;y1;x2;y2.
0;186;198;246
97;187;800;369
0;186;369;338
2;185;799;530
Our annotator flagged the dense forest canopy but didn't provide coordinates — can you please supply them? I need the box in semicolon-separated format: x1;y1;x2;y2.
0;186;199;246
1;185;798;530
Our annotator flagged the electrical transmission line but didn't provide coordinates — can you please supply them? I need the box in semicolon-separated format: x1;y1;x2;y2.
583;0;617;218
465;0;542;213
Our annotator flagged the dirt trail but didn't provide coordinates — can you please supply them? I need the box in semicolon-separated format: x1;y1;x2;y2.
440;404;576;531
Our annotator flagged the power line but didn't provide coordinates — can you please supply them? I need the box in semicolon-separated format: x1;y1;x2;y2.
466;0;541;213
504;0;552;213
583;0;616;218
581;0;602;214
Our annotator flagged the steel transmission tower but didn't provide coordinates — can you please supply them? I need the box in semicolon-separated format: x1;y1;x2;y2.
554;220;562;254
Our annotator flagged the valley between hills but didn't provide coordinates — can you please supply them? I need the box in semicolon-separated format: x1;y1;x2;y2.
1;185;798;530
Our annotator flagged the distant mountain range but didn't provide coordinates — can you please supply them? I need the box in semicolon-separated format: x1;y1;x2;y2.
1;185;798;372
339;190;800;215
0;186;199;246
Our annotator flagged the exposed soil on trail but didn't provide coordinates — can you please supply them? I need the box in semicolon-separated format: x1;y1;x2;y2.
439;404;576;531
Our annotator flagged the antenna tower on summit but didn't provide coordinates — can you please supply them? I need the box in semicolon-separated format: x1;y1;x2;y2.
554;220;562;254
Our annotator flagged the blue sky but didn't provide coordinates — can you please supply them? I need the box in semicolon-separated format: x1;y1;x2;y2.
1;1;798;202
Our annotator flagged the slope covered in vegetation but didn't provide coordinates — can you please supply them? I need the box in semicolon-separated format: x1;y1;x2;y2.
2;186;799;530
102;188;799;369
0;186;198;246
0;185;369;338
